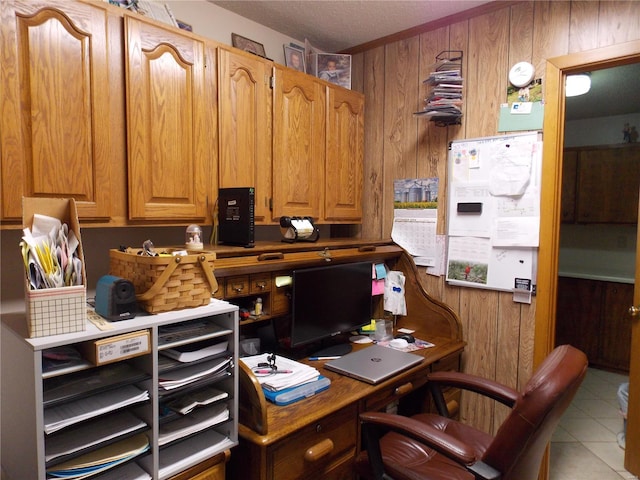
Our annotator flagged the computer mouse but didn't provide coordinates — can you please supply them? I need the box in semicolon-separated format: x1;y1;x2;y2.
389;338;408;349
395;333;415;343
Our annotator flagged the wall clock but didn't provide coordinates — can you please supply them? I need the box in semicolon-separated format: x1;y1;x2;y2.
509;62;535;88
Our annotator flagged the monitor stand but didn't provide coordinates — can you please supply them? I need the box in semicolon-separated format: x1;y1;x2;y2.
311;342;352;357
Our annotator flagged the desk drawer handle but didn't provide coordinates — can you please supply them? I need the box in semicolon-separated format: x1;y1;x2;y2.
232;283;246;293
394;382;414;396
304;438;334;462
254;281;267;290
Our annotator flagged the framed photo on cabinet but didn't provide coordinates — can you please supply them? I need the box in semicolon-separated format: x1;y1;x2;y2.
232;33;266;58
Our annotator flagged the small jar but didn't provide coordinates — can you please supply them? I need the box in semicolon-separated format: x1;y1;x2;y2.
254;297;263;316
185;224;203;250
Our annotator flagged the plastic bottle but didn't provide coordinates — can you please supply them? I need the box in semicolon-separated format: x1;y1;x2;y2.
254;297;263;316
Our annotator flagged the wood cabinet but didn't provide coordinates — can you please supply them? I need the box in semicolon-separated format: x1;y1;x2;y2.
563;144;640;224
272;65;326;220
0;0;121;222
325;87;364;222
556;276;632;372
272;65;364;223
217;47;272;223
125;15;216;221
1;302;238;479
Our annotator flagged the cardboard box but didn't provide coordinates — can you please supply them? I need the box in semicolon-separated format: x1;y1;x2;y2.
80;330;151;366
22;197;87;338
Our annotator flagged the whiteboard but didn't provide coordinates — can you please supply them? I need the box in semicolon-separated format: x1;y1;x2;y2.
445;132;542;293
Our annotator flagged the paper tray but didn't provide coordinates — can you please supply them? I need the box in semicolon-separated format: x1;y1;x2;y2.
263;376;331;406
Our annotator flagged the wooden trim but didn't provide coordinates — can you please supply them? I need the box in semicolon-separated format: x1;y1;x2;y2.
342;1;523;54
534;39;640;368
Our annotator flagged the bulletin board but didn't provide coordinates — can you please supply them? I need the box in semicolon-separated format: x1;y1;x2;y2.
445;132;542;296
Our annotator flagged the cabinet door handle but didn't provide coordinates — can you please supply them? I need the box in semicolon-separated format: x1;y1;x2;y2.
394;382;414;396
304;438;334;462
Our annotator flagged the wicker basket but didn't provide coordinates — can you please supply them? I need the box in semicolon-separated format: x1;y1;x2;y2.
109;249;218;314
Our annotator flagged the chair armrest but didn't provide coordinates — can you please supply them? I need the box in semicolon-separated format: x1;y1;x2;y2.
360;412;501;480
427;371;519;407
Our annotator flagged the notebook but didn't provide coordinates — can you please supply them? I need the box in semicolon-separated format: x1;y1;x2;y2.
323;345;423;384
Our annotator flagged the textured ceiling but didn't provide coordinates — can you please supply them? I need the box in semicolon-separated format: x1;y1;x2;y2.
210;1;639;120
210;0;493;52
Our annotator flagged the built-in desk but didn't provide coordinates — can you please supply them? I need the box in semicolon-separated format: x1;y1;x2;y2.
211;239;465;480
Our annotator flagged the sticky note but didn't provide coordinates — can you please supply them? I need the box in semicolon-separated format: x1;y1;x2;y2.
375;263;387;279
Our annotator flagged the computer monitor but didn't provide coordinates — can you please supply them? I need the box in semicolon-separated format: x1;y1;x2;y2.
290;261;373;356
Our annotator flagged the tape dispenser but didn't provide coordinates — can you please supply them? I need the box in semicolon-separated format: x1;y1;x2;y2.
279;216;320;243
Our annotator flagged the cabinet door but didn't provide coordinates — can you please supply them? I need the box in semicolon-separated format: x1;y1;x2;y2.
561;149;577;223
272;66;325;220
556;277;603;363
325;86;364;222
576;145;640;224
0;0;116;221
217;48;272;223
600;282;632;371
125;17;213;221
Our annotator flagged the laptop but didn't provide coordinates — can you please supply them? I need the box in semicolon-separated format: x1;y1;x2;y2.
323;345;423;384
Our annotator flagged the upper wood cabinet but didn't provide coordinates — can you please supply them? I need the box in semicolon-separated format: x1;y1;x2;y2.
217;48;272;223
563;144;640;224
272;65;326;220
125;16;215;221
272;66;363;223
325;87;364;221
0;0;118;221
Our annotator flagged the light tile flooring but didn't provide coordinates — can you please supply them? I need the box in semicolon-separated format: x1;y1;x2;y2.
550;367;636;479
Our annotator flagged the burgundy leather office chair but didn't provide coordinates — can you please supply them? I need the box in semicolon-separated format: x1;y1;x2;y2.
356;344;588;480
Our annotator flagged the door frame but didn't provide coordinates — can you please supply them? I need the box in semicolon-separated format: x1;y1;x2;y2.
535;39;640;474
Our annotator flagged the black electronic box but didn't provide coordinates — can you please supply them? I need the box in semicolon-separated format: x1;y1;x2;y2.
218;187;255;247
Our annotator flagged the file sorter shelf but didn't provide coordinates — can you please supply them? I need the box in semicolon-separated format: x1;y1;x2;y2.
1;300;239;480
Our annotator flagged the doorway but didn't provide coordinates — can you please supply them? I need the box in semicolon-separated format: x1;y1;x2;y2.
535;40;640;476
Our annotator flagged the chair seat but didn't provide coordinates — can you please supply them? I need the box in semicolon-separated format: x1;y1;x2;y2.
355;413;493;480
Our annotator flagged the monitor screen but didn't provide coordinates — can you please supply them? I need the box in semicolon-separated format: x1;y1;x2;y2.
290;261;373;348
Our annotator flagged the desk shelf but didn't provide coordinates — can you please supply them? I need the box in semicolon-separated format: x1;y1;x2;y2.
1;300;239;480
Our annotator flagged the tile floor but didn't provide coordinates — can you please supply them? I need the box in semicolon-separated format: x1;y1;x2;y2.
550;367;636;479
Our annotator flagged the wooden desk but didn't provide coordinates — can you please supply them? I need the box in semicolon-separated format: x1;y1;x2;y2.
231;338;464;480
207;239;465;479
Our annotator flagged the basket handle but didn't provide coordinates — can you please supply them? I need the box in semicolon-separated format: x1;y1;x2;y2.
136;257;182;302
198;254;219;294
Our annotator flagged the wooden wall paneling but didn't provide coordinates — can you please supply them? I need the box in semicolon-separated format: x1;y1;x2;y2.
568;1;600;53
362;46;386;240
382;37;420;237
351;51;364;93
493;293;522;433
465;9;510;138
459;288;500;433
532;1;570;82
509;1;535;65
441;20;469;321
597;1;640;47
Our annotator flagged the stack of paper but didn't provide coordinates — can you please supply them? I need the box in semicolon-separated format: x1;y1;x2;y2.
240;354;320;391
158;403;229;446
160;340;228;363
44;385;149;434
45;432;149;478
157;357;232;391
165;386;229;415
45;411;146;463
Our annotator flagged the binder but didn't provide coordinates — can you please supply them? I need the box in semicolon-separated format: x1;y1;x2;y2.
262;376;331;406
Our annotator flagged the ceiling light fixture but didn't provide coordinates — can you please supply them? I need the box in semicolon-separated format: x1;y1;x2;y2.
565;73;591;97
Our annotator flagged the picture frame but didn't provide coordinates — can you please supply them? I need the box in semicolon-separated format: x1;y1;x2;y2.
231;33;266;58
309;53;352;90
284;45;306;73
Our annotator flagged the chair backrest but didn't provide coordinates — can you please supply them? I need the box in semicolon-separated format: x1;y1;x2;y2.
483;344;588;480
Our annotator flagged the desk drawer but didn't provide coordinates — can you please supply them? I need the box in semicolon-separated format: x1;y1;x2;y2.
250;273;271;294
364;367;429;412
271;404;357;480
